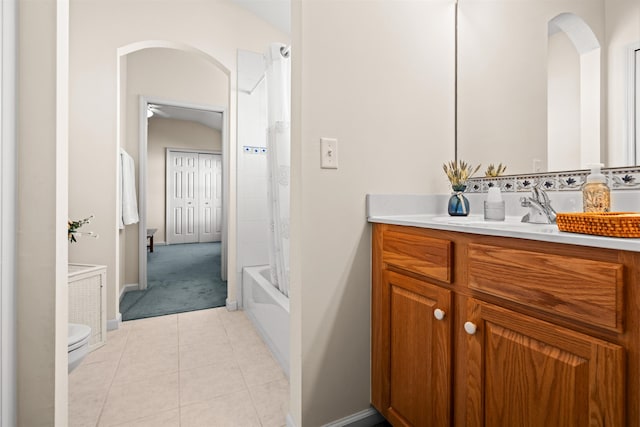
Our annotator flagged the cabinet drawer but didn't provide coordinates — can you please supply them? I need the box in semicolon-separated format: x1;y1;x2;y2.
468;243;624;332
382;228;452;283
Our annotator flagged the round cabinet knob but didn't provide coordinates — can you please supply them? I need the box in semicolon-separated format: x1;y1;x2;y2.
433;308;446;321
464;321;477;335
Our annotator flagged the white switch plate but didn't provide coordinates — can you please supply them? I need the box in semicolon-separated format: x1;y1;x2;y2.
321;137;338;169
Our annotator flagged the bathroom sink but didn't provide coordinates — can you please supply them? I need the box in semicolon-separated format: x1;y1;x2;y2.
428;215;559;233
430;215;520;226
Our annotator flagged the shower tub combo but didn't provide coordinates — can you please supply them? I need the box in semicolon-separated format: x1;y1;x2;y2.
242;265;290;377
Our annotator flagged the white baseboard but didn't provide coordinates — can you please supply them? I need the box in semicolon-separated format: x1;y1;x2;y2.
322;407;385;427
119;283;139;302
107;313;122;331
225;299;238;311
286;414;297;427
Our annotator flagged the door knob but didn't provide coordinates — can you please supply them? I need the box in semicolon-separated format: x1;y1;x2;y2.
464;321;477;335
433;308;446;321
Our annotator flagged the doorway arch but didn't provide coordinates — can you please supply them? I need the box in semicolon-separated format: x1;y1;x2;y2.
116;41;231;301
547;13;601;170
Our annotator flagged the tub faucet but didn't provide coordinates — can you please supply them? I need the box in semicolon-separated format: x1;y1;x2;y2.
520;188;557;224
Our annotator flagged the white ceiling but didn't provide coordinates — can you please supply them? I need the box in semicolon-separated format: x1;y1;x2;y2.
148;104;223;131
231;0;290;34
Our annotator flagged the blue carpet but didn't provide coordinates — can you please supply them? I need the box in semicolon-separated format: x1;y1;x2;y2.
120;242;227;321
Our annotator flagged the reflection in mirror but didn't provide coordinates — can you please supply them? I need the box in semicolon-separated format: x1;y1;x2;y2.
547;13;600;171
457;0;640;176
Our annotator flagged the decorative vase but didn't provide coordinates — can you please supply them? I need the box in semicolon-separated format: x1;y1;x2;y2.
448;184;470;216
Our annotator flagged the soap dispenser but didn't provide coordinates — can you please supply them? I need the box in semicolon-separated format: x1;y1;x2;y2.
582;163;610;212
484;187;505;221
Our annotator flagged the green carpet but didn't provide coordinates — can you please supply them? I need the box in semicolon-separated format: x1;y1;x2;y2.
120;242;227;321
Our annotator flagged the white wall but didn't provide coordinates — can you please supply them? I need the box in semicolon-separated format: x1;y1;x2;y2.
548;31;581;171
291;0;455;424
237;49;269;293
147;117;222;245
69;0;288;322
18;0;69;424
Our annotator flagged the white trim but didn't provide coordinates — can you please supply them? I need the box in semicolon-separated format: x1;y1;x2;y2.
627;41;640;164
165;147;221;155
225;299;238;311
55;2;70;422
321;408;385;427
140;97;228;290
117;40;231;78
119;283;139;302
0;0;16;424
106;313;122;331
138;96;149;290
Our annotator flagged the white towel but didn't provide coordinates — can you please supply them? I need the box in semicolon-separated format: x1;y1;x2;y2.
120;149;139;227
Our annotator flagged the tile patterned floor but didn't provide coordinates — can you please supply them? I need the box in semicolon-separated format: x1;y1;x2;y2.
69;307;289;427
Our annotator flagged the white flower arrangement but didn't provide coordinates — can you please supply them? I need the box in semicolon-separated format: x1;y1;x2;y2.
68;215;98;243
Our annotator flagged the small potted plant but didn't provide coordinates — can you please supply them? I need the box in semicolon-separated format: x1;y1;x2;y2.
443;160;480;216
68;215;98;243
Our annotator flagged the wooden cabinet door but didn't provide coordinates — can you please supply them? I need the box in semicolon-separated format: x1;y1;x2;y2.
463;298;625;427
372;269;452;427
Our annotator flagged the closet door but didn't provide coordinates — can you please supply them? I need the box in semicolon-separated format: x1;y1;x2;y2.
167;151;199;244
198;153;222;242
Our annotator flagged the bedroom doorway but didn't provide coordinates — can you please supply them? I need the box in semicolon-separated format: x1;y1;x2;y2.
137;98;228;291
118;98;229;320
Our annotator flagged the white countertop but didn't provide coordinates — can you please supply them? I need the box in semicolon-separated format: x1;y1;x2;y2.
367;194;640;252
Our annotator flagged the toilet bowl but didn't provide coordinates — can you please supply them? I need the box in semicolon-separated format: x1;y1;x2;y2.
68;323;91;373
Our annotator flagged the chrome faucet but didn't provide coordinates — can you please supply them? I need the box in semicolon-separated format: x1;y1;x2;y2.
520;188;557;224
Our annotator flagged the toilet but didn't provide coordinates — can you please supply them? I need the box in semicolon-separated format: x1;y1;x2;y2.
68;323;91;373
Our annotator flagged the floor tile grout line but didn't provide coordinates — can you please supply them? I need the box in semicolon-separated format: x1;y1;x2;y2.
177;313;182;427
94;327;131;427
72;307;287;427
99;316;182;426
226;313;267;426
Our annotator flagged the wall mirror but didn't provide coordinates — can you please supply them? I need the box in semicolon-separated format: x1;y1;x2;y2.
457;0;640;176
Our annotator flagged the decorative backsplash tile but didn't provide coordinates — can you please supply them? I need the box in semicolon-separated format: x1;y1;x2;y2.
466;166;640;193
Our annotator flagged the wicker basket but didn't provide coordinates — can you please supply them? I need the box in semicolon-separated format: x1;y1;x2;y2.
556;212;640;238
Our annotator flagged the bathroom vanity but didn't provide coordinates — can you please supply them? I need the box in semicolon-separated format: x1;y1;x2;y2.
370;213;640;426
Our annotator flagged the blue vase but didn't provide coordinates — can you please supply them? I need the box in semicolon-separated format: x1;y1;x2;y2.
448;185;470;216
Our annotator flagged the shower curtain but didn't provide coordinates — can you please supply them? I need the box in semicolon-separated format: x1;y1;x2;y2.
265;43;291;297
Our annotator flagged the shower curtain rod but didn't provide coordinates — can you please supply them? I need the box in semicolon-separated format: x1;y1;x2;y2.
243;46;290;95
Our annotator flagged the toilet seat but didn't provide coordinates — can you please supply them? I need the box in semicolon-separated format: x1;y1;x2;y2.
68;323;92;373
68;323;91;352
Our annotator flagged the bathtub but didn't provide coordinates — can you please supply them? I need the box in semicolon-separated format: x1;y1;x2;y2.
242;265;290;377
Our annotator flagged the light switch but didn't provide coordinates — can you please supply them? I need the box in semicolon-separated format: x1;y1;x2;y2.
321;137;338;169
